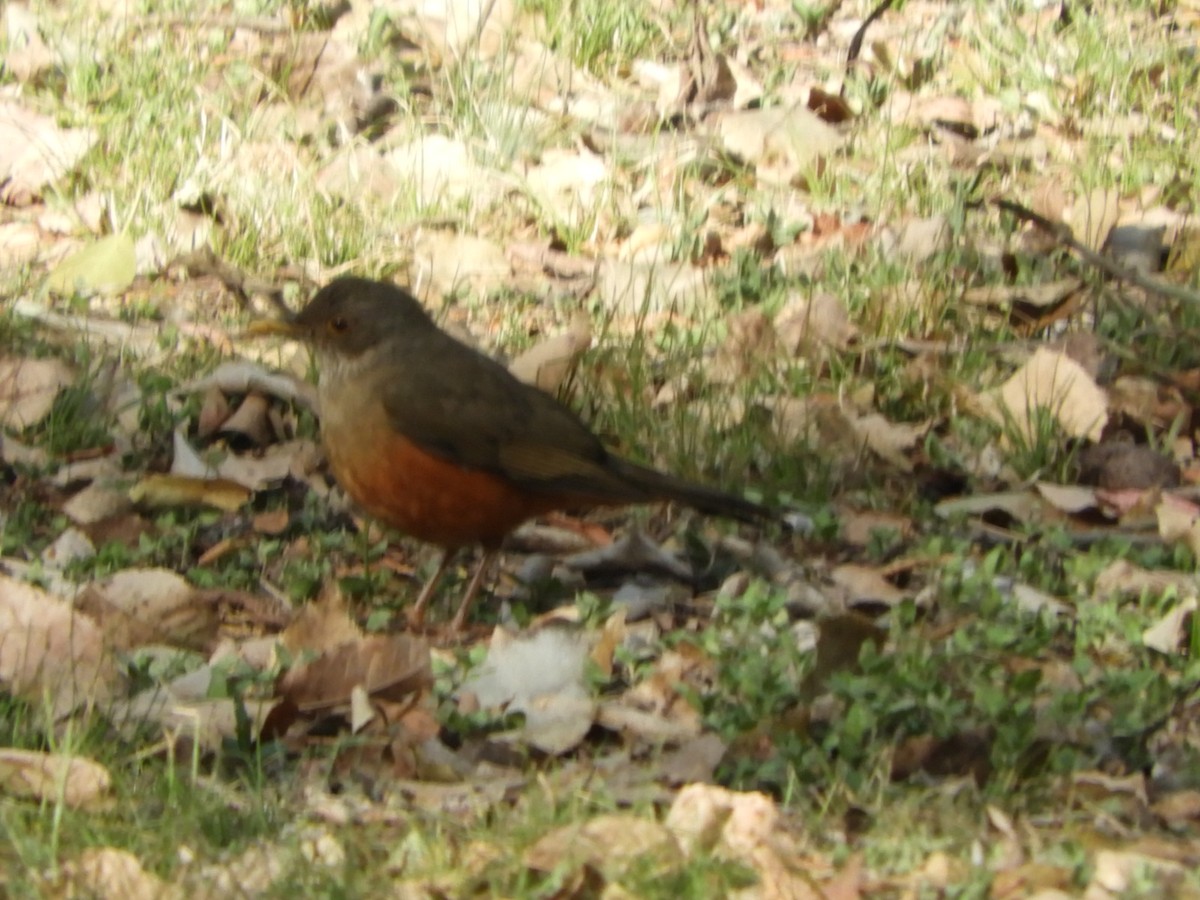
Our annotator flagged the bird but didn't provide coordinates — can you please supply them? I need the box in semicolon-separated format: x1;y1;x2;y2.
249;276;770;631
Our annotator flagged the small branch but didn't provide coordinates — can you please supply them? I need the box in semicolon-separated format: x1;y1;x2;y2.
991;198;1200;307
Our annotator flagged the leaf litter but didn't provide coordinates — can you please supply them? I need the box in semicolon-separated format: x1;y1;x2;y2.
1;0;1200;894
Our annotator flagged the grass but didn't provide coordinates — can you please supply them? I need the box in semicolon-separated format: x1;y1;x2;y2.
3;0;1200;894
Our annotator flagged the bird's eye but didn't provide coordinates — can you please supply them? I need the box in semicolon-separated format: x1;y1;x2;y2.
329;316;349;333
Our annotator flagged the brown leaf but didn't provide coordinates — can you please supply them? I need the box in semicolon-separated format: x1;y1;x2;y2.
60;847;176;900
983;347;1108;443
277;633;432;713
0;356;74;428
75;568;216;653
0;749;110;808
0;101;95;205
0;574;116;717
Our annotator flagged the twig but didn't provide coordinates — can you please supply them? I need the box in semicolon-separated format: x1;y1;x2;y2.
991;198;1200;307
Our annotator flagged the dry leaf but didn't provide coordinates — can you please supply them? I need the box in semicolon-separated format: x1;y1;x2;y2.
524;814;682;877
461;627;596;755
1142;597;1197;655
0;356;74;428
0;574;116;717
508;312;592;393
984;347;1108;443
76;568;216;652
716;106;844;185
0;749;110;808
129;474;251;512
61;847;177;900
277;633;432;712
775;291;857;353
0;101;95;205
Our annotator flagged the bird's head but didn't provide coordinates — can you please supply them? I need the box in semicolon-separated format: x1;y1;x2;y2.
247;277;434;359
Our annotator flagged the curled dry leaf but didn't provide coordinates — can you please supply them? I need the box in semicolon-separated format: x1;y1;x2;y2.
0;748;110;809
1142;597;1197;655
178;361;317;411
129;474;251;513
0;356;74;429
0;574;116;718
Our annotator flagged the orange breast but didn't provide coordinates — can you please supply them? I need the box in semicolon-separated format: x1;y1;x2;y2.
324;426;562;549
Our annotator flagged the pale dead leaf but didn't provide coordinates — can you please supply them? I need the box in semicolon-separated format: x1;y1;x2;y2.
1093;559;1199;601
0;356;74;428
1151;789;1200;826
1034;482;1099;514
524;147;610;227
711;307;778;384
461;627;596;755
962;280;1082;310
317;144;401;201
831;564;908;608
0;748;110;808
716;106;844;185
390;0;516;62
934;490;1043;524
1156;495;1200;557
1088;849;1187;896
851;413;929;472
775;291;857;354
218;392;273;447
524;814;682;877
386;135;503;208
659;733;727;786
177;361;317;410
1068;186;1120;253
0;574;116;717
508;312;592;393
411;231;510;298
0;101;96;205
882;214;952;262
1142;597;1197;655
666;784;822;900
984;347;1108;443
62;847;177;900
596;257;712;314
112;682;273;754
63;481;133;525
3;4;57;83
839;509;914;547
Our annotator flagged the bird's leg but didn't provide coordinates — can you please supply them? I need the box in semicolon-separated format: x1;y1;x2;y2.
407;549;456;627
449;549;498;633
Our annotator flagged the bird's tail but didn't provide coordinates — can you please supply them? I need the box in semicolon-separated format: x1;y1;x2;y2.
607;457;772;524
